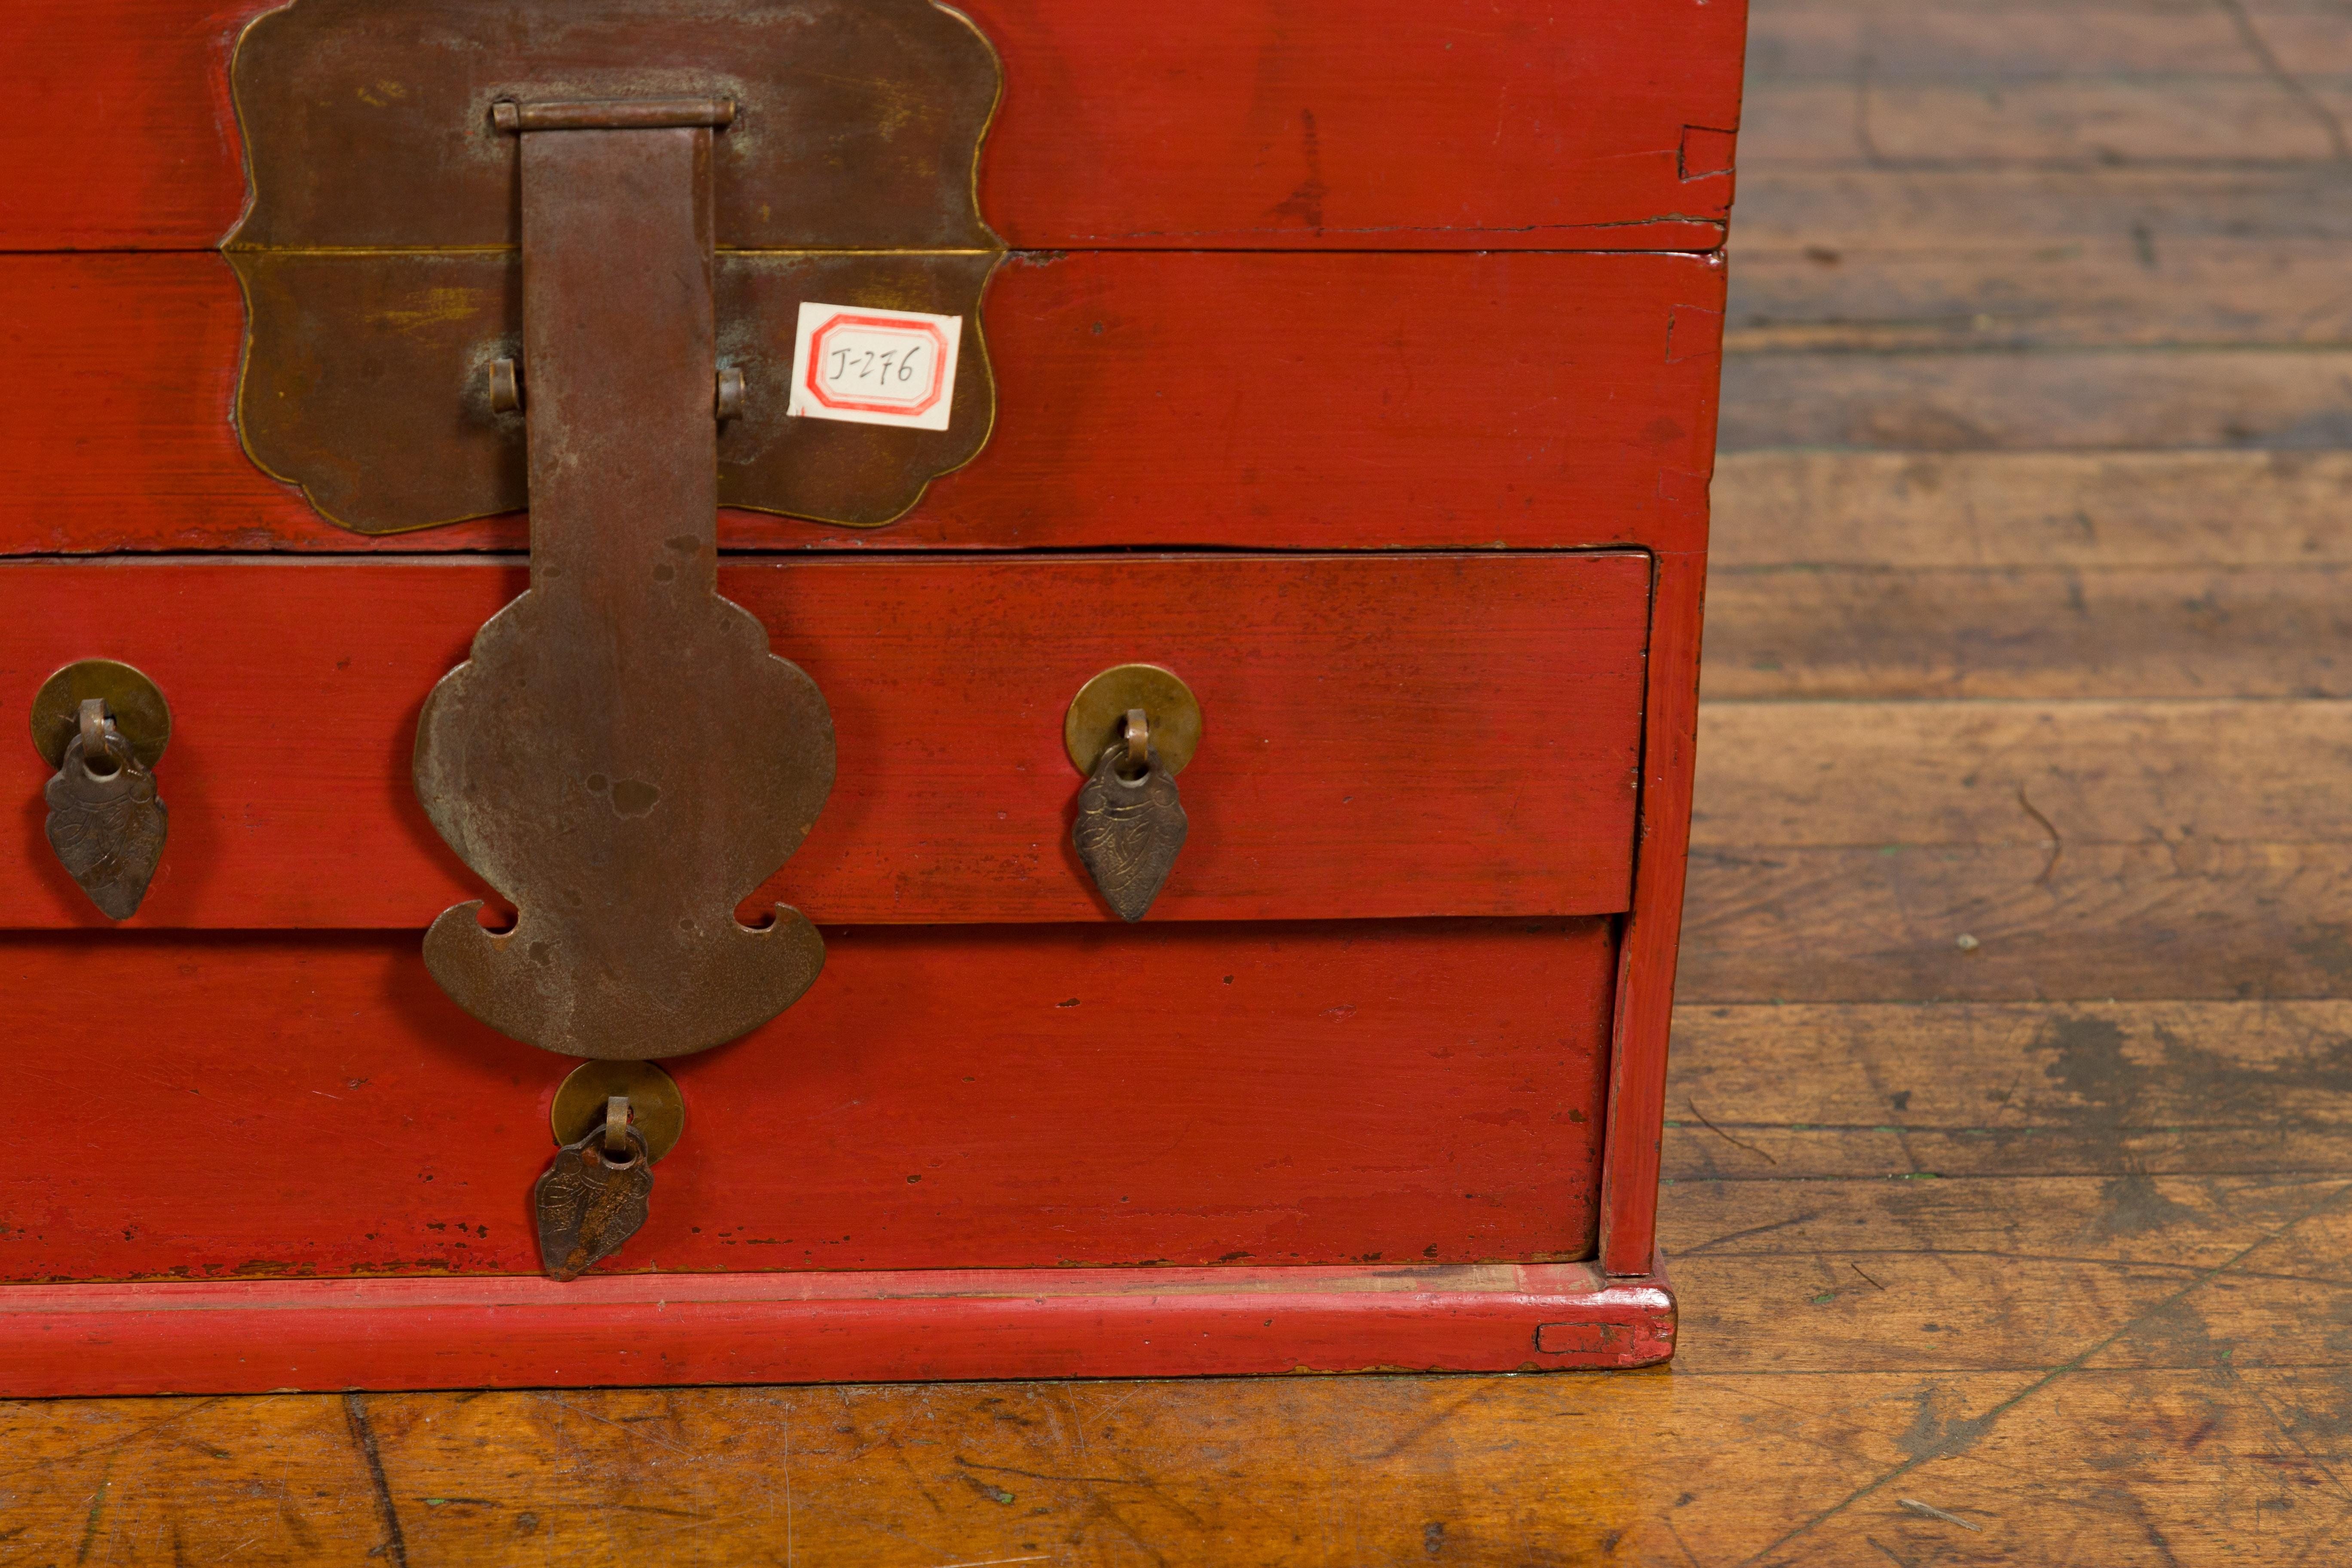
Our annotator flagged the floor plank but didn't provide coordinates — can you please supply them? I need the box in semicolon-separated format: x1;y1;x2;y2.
1749;1367;2352;1567
1694;700;2352;846
0;1374;2022;1567
1711;450;2352;568
1740;79;2344;167
1727;166;2352;353
1668;999;2352;1177
1718;348;2352;451
1727;239;2352;353
1746;3;2266;79
1703;564;2352;699
1681;841;2352;1004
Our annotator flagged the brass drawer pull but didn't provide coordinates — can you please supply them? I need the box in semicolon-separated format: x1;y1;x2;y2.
1066;665;1200;921
30;659;171;920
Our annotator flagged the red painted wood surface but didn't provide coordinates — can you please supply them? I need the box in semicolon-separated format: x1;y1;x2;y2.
0;1264;1675;1396
0;0;1735;1388
0;553;1648;928
0;251;1724;557
0;922;1614;1280
1599;548;1706;1276
0;0;1744;254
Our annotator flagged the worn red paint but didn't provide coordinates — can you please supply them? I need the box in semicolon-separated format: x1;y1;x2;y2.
0;1263;1676;1396
0;554;1651;928
0;250;1724;557
0;0;1739;1388
0;0;1743;253
0;925;1616;1278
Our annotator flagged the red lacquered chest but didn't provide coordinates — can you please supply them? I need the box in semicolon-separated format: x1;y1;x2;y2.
0;0;1743;1393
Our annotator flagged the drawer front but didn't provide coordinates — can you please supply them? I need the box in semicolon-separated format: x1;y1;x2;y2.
4;551;1649;928
0;251;1723;557
0;921;1614;1280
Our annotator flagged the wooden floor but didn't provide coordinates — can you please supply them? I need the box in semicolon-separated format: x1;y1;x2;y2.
10;1;2352;1561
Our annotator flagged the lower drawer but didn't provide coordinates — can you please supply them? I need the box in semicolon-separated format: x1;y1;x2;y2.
3;919;1614;1282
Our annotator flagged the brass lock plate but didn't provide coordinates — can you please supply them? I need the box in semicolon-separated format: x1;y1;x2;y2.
1065;665;1202;776
224;0;1005;534
30;660;171;771
551;1060;685;1163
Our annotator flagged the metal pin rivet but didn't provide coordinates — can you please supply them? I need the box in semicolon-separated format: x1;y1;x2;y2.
488;358;524;413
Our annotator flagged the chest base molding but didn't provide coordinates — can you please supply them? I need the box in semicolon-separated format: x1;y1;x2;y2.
0;1260;1673;1395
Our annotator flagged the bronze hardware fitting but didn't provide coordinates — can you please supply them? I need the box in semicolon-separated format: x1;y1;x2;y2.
486;358;746;422
535;1093;655;1281
30;661;172;920
411;93;836;1061
551;1060;685;1164
223;0;1010;1064
224;0;1006;534
1066;666;1199;922
1063;664;1202;778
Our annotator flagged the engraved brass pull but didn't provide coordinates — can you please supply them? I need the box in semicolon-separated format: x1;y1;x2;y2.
30;660;172;920
412;98;835;1061
1066;665;1201;922
536;1096;654;1281
536;1061;682;1280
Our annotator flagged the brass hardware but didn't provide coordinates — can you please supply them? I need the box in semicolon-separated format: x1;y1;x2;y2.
535;1101;654;1281
551;1060;685;1163
1064;665;1202;778
31;659;169;772
487;358;523;415
413;94;835;1061
490;359;747;422
224;0;1005;534
492;96;736;133
31;664;172;920
1072;707;1190;922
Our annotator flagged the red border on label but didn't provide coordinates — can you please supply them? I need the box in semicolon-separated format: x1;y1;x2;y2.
804;314;951;416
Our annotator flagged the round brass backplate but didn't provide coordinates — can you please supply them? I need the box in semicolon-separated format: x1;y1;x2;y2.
550;1060;685;1162
31;660;172;771
1063;664;1201;776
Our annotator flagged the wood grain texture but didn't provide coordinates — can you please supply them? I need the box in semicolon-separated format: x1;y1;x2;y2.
1712;449;2352;568
1719;347;2352;452
0;250;1724;556
1740;77;2345;167
0;1372;2045;1566
1670;1172;2352;1373
0;0;1744;253
1668;999;2352;1178
1726;168;2352;352
1694;699;2352;847
0;920;1615;1281
1703;564;2352;699
1746;1;2275;77
1602;548;1708;1274
0;554;1649;928
1681;840;2352;1005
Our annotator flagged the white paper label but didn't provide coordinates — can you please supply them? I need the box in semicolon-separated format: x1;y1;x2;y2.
786;302;963;431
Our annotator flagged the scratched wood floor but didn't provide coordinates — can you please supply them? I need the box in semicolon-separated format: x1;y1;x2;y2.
10;1;2352;1562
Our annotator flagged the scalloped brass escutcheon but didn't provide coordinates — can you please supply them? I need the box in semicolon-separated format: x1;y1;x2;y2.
224;0;1004;535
